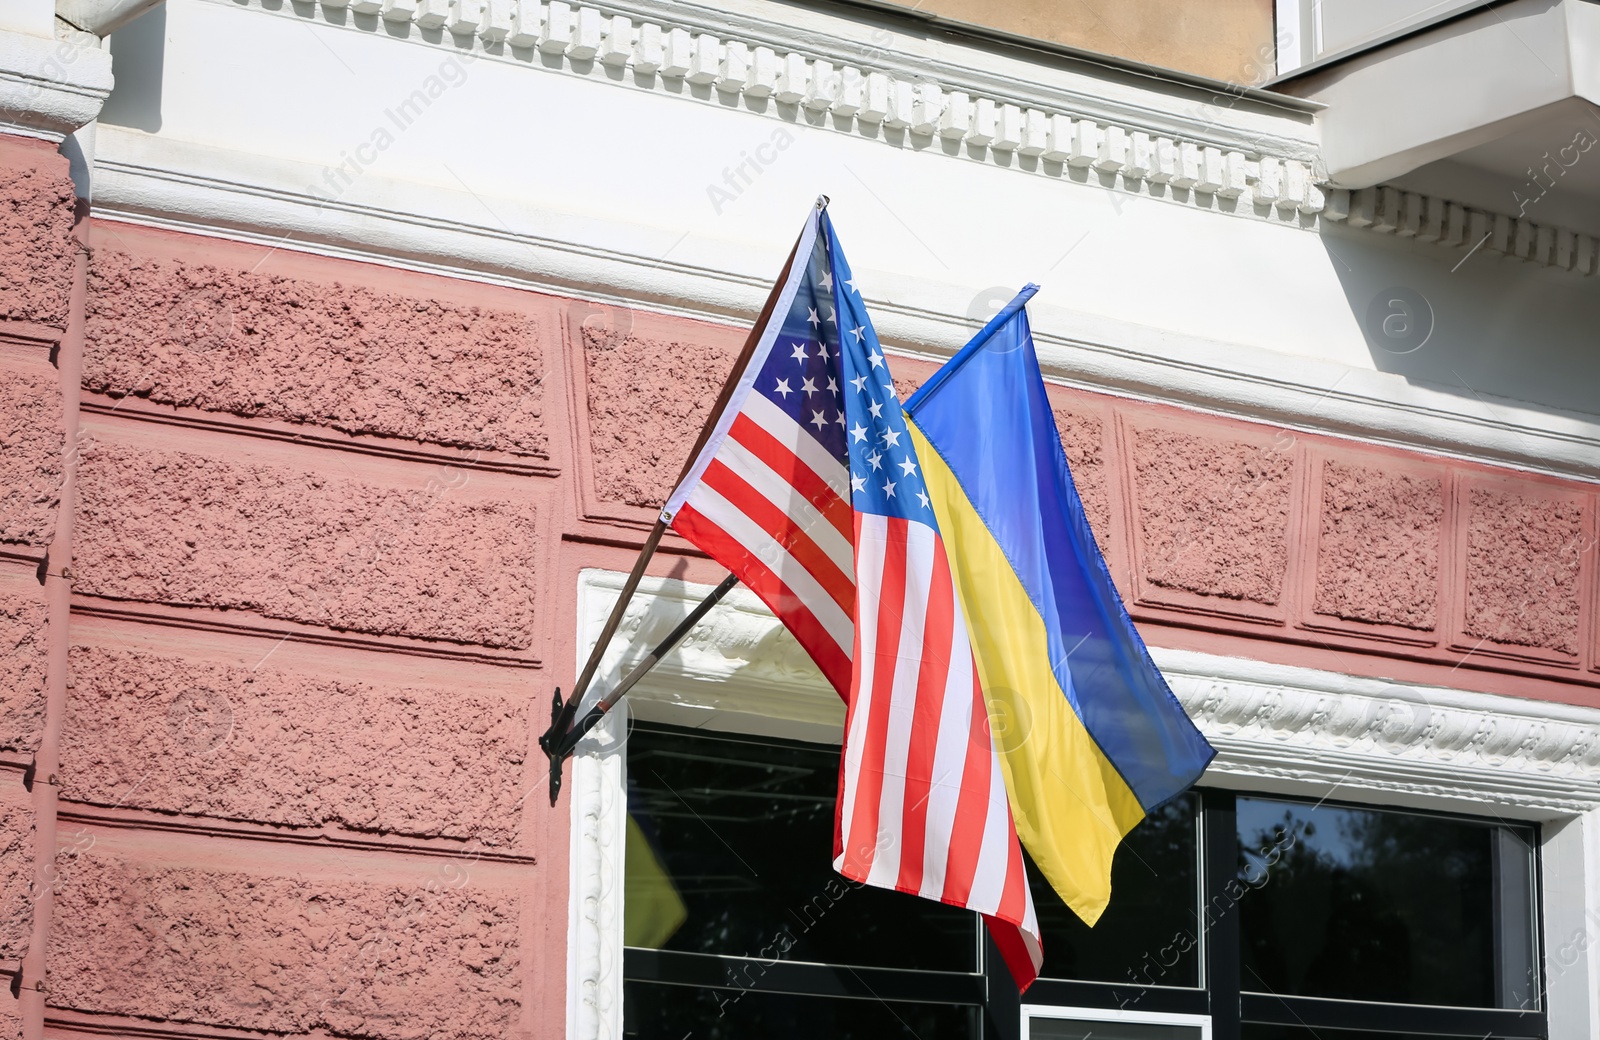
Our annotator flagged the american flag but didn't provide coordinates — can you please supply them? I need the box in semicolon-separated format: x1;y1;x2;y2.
663;208;1043;989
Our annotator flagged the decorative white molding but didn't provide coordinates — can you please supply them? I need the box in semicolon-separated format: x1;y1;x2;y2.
1162;649;1600;817
566;581;629;1040
193;0;1598;274
579;569;1600;816
0;27;113;142
205;0;1327;225
1323;184;1599;276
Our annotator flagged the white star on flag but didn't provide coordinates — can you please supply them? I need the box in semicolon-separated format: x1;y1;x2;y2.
851;473;867;492
898;457;917;476
802;376;818;394
882;479;896;498
774;378;792;398
883;428;902;447
866;450;883;471
868;351;884;368
792;344;808;362
850;374;868;392
850;423;869;443
810;409;828;429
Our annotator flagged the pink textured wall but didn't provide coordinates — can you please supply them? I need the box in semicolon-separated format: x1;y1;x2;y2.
73;438;543;649
0;788;35;964
0;579;49;755
578;313;742;513
86;248;547;459
48;845;522;1039
0;138;76;328
0;133;76;1030
1129;424;1293;606
0;366;63;548
1463;483;1585;658
1314;460;1443;631
63;645;529;843
27;219;570;1040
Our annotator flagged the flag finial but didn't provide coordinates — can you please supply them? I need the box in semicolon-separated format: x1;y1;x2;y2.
816;194;830;210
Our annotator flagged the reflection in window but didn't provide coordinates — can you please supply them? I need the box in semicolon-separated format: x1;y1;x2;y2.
625;723;977;972
1236;797;1537;1009
1028;1013;1204;1039
623;982;977;1040
1028;794;1201;986
1241;1024;1516;1030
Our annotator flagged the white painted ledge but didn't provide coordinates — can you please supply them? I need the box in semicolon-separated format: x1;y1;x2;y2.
0;27;113;141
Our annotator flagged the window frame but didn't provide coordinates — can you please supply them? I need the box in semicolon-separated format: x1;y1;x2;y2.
617;723;1547;1040
567;569;1600;1040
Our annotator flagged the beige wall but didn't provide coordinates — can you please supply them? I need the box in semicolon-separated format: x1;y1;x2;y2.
872;0;1277;84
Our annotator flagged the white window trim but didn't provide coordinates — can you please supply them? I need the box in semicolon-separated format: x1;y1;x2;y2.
567;568;1600;1040
1021;1004;1212;1039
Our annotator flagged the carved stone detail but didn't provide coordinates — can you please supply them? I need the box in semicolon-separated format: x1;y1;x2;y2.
574;569;1600;815
210;0;1597;273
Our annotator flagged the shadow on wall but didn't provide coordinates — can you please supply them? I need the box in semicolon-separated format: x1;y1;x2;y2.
101;3;165;133
1319;220;1600;423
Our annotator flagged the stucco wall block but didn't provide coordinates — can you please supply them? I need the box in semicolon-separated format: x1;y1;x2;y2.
1130;425;1292;605
1051;402;1109;546
0;364;64;548
0;581;49;754
1314;460;1442;630
0;790;34;963
581;315;742;508
0;139;76;329
1463;485;1584;657
73;440;541;649
85;249;546;458
63;645;528;844
47;852;521;1040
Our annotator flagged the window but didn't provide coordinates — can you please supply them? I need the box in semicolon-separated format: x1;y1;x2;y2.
621;722;1544;1039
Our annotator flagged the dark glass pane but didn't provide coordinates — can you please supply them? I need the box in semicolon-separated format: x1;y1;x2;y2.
623;982;977;1040
1027;793;1200;986
1243;1028;1520;1040
625;723;977;971
1030;1014;1204;1039
1236;796;1537;1008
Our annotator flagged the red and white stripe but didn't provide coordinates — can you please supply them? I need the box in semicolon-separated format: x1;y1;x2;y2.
671;392;856;698
835;513;1041;984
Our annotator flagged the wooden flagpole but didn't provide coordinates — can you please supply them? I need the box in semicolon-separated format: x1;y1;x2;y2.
540;198;825;804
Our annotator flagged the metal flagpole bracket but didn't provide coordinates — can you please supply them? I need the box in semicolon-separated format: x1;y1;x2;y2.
539;574;740;806
539;203;811;807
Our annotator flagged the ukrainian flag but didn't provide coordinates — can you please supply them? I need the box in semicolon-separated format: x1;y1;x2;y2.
903;285;1215;925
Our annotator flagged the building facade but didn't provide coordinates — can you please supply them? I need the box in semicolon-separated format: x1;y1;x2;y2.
2;0;1598;1037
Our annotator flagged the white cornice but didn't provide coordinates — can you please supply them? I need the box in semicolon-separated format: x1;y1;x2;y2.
195;0;1599;276
0;27;113;141
579;569;1600;817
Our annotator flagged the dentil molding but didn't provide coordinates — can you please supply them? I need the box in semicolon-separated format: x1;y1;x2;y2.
202;0;1598;275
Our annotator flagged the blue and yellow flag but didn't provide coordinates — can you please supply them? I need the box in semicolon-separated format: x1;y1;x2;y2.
903;285;1215;925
